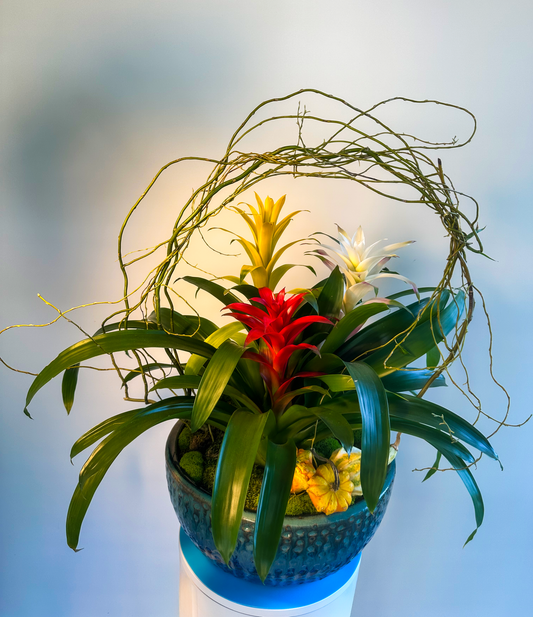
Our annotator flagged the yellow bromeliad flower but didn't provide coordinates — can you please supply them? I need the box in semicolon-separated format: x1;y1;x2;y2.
312;224;418;312
307;464;354;515
222;194;307;290
290;449;316;493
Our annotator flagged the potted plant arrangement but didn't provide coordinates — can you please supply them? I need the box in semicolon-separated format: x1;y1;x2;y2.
5;90;506;588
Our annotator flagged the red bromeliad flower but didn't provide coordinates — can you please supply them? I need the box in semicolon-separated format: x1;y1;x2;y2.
224;288;332;414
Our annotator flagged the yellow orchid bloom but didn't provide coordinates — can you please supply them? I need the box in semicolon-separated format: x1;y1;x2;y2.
307;464;354;515
290;449;316;493
222;193;307;289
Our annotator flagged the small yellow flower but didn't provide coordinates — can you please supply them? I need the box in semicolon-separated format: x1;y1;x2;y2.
307;464;354;515
290;449;316;493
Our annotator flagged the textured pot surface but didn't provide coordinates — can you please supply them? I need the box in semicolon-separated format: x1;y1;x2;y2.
166;421;395;586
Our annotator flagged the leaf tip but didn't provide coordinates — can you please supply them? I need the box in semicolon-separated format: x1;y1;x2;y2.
463;528;478;547
23;407;33;419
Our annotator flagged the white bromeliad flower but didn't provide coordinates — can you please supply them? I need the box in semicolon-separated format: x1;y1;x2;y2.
313;224;418;312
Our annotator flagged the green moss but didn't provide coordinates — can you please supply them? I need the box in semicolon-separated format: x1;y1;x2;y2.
178;426;192;454
313;437;341;459
205;429;224;460
201;460;217;493
285;492;317;516
244;465;265;511
179;451;204;483
189;425;212;452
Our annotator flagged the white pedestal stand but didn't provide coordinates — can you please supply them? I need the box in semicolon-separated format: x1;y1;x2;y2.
178;528;361;617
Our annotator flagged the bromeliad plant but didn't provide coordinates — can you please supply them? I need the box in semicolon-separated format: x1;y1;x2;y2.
4;90;510;583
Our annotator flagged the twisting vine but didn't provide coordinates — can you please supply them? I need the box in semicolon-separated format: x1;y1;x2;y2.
1;89;521;443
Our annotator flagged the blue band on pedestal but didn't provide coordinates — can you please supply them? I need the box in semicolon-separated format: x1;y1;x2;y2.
179;528;361;610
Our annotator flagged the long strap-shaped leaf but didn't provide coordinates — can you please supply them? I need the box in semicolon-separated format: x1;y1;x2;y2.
212;410;270;564
309;390;496;461
337;297;432;360
387;392;497;460
191;340;247;432
309;407;354;451
185;322;244;376
67;397;204;550
381;369;446;392
364;291;465;376
254;438;296;582
62;365;80;414
24;330;215;416
321;303;389;354
153;375;261;414
344;361;390;512
318;370;446;393
317;266;344;319
69;396;232;460
148;308;218;339
436;451;484;545
183;276;241;306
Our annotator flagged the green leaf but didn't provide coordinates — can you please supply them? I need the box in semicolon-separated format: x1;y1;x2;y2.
317;266;344;319
423;451;442;482
185;322;244;376
191;340;246;432
321;303;389;354
122;363;176;385
303;352;344;374
230;284;260;300
317;374;355;392
69;396;232;461
391;417;475;463
212;410;270;563
274;385;329;409
66;397;200;550
386;286;437;301
183;276;240;307
24;330;216;416
438;451;484;545
387;392;497;460
362;291;465;376
343;361;390;512
94;320;158;337
269;264;316;291
149;308;218;339
62;364;80;414
254;438;296;582
381;369;446;392
153;375;261;414
336;297;432;361
426;346;441;369
310;406;354;451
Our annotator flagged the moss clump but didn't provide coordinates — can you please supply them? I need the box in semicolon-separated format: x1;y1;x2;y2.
244;465;265;511
189;425;212;453
285;492;317;516
201;460;217;493
179;451;204;483
313;437;341;459
178;426;192;454
205;430;224;460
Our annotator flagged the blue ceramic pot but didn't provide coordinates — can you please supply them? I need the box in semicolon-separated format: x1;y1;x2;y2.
166;421;395;586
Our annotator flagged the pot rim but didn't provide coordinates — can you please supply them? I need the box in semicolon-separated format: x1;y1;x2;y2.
165;420;395;525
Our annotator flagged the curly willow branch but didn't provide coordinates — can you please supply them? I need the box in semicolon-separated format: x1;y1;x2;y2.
1;89;516;439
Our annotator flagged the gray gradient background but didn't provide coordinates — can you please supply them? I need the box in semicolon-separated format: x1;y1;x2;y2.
1;1;532;616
